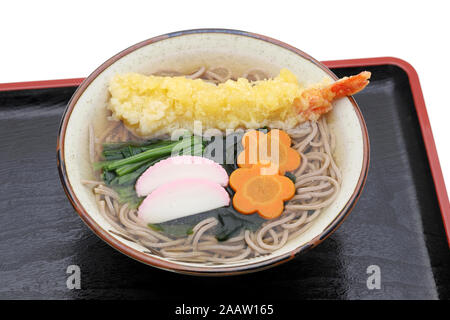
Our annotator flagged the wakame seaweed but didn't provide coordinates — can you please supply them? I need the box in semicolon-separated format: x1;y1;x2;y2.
285;171;296;184
148;202;265;241
148;223;194;238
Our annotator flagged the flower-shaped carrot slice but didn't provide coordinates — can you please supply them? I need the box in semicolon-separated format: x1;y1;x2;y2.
229;164;296;219
237;129;301;174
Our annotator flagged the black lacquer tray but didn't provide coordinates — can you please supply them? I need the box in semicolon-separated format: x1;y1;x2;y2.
0;58;449;300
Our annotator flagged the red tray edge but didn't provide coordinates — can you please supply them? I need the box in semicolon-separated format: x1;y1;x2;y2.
326;57;450;248
1;56;449;247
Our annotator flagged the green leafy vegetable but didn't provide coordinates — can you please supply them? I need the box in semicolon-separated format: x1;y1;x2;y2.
285;171;296;184
147;224;164;232
213;204;265;241
102;169;117;185
115;159;152;176
105;136;202;170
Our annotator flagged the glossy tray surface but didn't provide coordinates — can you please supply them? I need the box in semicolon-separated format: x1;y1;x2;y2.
0;62;449;299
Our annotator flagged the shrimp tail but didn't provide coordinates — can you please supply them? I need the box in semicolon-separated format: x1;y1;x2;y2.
330;71;371;98
293;71;371;120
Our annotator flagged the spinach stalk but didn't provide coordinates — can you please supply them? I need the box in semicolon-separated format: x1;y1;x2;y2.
105;136;201;170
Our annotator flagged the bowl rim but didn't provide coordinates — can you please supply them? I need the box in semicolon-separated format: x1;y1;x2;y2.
56;28;370;276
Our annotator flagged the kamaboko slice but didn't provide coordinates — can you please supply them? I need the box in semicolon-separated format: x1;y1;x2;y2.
138;178;230;224
135;155;228;197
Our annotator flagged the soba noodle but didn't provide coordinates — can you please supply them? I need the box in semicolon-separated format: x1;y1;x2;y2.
82;66;342;264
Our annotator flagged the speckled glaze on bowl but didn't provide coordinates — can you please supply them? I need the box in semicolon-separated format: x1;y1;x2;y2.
57;29;369;276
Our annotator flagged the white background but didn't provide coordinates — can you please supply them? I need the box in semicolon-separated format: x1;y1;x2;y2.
1;0;449;198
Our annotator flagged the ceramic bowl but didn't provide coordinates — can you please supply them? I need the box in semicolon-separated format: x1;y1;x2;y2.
57;29;369;275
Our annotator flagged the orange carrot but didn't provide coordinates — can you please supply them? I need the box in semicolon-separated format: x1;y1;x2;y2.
237;129;301;174
229;164;296;219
